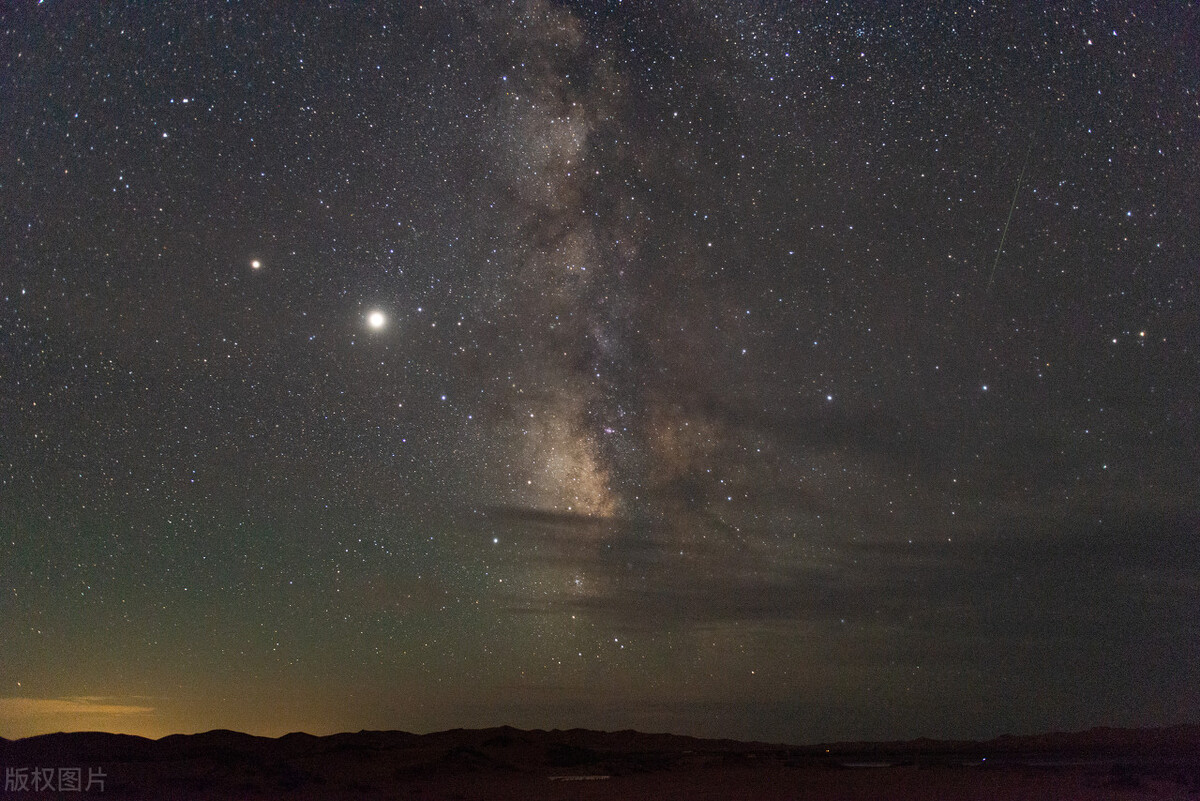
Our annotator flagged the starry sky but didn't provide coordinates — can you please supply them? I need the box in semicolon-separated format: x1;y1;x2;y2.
2;1;1198;744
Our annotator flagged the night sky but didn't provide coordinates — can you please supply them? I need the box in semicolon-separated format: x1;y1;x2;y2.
2;2;1198;744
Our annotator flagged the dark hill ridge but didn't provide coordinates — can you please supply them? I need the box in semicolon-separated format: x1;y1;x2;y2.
5;723;1199;760
0;724;782;768
813;723;1200;758
1;725;1198;800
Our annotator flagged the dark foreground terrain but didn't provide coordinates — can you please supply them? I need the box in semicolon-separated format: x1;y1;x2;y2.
3;724;1198;800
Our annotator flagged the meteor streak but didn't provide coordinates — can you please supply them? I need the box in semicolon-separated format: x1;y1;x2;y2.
987;137;1034;292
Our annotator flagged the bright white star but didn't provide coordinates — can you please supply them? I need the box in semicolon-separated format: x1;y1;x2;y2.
367;310;386;330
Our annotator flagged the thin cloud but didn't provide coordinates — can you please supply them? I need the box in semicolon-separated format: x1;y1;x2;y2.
0;696;155;719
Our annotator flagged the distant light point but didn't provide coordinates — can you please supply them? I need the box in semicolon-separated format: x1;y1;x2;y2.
367;310;387;330
250;259;262;270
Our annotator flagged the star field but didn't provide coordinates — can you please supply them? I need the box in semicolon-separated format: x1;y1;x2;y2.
1;2;1197;743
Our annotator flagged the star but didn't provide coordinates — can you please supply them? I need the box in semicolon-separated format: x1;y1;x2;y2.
367;310;387;330
250;259;262;270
